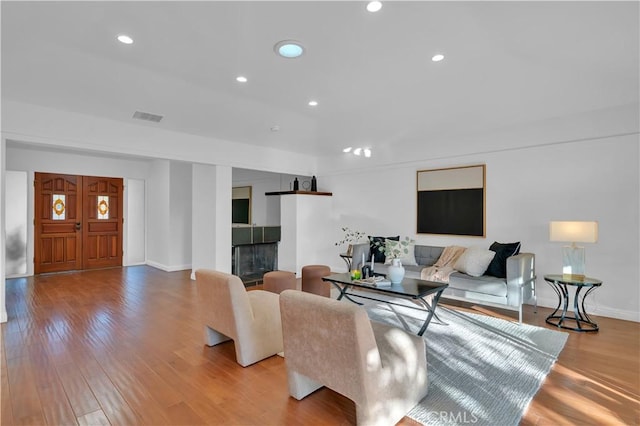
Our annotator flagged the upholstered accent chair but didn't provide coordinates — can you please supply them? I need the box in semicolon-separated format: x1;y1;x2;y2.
279;290;429;426
195;269;283;367
301;264;331;297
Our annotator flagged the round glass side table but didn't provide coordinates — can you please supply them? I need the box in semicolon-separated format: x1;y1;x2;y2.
544;274;602;332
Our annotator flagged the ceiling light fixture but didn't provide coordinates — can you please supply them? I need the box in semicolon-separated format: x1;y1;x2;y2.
343;146;372;157
308;100;318;107
366;1;383;12
431;54;445;62
274;40;305;59
117;34;133;45
236;76;248;83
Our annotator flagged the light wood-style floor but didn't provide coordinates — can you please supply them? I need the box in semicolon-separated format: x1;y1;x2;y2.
1;266;638;425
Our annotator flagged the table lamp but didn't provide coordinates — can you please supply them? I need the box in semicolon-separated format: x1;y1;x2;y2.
549;221;598;280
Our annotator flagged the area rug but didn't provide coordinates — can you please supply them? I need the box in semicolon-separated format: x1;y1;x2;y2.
362;299;568;426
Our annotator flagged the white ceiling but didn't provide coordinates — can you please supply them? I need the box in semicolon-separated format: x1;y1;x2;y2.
2;1;638;158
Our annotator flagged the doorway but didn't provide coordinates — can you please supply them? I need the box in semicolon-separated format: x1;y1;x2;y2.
34;172;124;274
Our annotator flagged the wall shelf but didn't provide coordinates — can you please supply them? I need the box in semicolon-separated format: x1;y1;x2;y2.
265;190;332;196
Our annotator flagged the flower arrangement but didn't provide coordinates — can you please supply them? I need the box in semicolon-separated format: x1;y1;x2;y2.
374;237;414;260
334;227;366;247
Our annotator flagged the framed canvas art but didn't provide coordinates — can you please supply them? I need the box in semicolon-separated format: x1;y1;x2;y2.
416;165;485;237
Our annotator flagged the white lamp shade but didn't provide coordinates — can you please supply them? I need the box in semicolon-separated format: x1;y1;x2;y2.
549;221;598;243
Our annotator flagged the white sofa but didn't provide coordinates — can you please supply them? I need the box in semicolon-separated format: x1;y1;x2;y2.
351;243;537;323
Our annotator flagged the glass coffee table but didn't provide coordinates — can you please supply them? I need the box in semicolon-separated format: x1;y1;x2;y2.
322;272;448;336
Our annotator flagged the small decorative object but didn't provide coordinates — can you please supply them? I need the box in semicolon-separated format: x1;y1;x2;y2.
311;175;317;191
361;265;372;279
293;177;299;190
335;227;366;256
350;269;362;280
387;258;405;284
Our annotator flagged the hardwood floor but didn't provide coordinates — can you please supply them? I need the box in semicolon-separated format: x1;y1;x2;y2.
1;266;638;425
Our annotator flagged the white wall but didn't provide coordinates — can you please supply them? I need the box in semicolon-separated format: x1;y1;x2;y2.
4;171;27;276
125;179;146;265
320;134;640;322
169;161;192;269
3;100;318;177
320;104;639;175
278;193;334;275
146;159;194;271
145;159;170;269
191;163;232;279
6;144;151;179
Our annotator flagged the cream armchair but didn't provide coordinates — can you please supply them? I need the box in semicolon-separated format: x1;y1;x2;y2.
195;269;283;367
279;290;429;426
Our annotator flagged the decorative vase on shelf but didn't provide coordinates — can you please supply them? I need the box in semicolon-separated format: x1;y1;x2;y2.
387;259;405;284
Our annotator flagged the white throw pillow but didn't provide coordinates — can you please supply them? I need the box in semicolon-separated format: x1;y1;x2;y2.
454;246;496;277
384;239;418;266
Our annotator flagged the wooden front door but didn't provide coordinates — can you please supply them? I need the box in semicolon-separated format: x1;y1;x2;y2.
34;173;123;274
34;173;83;273
83;176;123;269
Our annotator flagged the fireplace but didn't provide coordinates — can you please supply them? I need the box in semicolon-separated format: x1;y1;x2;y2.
231;226;281;285
232;242;278;285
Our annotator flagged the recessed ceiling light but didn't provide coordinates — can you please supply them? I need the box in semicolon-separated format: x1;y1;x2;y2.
353;148;362;156
366;1;383;12
308;100;318;107
363;148;372;158
274;40;305;59
432;54;445;62
236;76;248;83
117;34;133;45
343;147;352;153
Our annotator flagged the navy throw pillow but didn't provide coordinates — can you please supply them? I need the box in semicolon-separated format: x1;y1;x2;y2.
486;241;521;278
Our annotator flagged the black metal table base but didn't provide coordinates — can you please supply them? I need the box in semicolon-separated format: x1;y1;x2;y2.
545;277;600;332
331;283;446;336
545;315;598;331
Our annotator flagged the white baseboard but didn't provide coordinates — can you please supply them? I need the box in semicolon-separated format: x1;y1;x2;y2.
145;261;192;273
536;296;640;323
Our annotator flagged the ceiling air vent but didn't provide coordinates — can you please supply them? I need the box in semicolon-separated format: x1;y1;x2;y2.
132;111;163;123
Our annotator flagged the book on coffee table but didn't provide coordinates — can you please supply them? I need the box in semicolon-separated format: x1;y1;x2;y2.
354;276;391;287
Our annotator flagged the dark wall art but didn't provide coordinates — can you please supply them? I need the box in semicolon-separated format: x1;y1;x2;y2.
417;165;486;237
